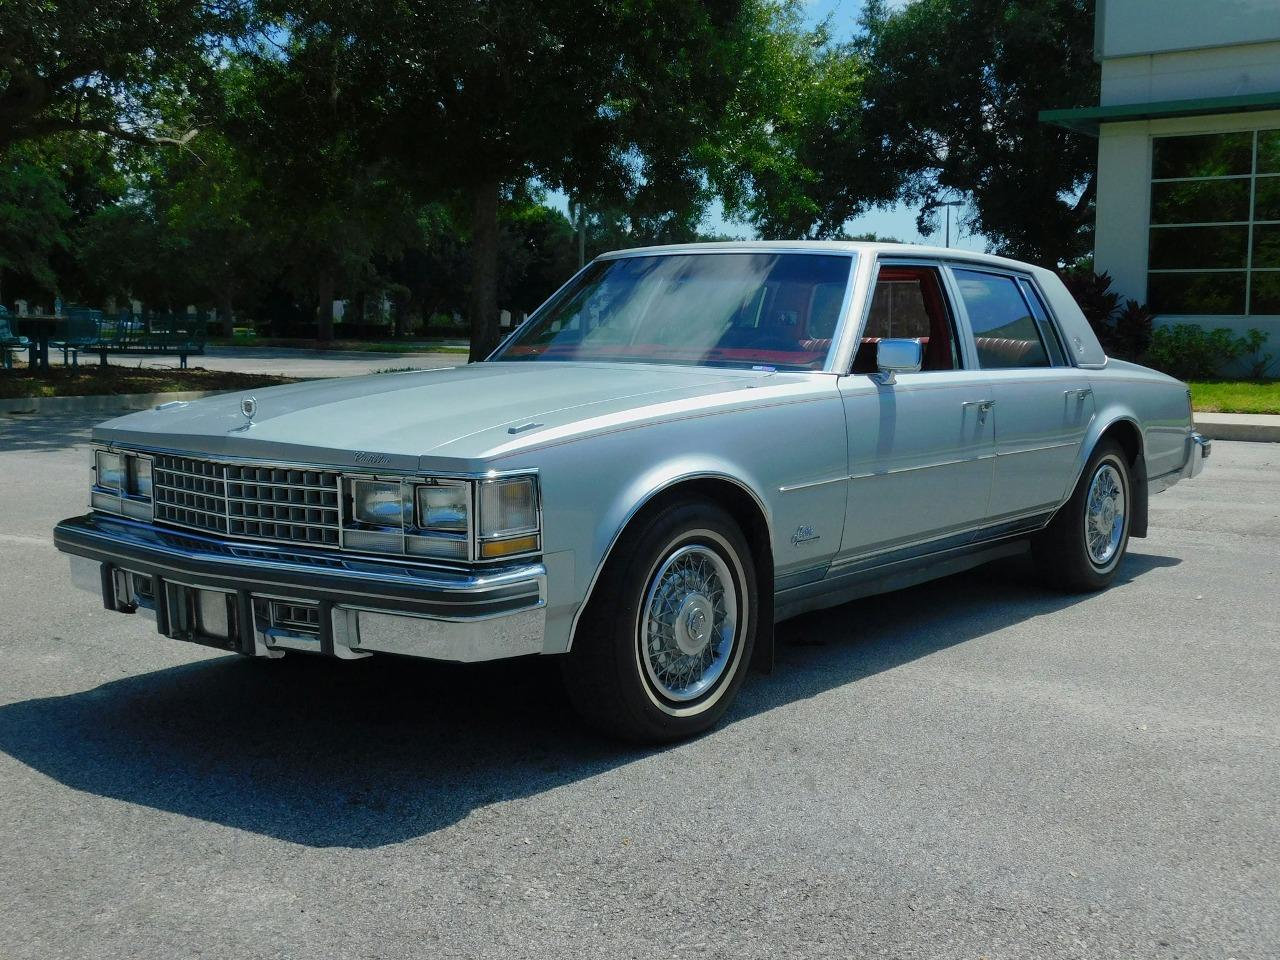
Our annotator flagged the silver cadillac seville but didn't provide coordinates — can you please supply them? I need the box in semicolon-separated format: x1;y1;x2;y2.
55;242;1211;741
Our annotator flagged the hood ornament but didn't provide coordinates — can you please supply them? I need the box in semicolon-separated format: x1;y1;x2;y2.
234;394;258;432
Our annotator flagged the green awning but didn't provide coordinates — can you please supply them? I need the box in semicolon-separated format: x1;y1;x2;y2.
1040;90;1280;136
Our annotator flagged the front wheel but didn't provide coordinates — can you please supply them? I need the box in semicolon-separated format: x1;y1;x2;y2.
1033;440;1132;592
561;500;757;743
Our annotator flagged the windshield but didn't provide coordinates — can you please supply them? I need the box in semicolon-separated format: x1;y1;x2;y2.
491;252;853;371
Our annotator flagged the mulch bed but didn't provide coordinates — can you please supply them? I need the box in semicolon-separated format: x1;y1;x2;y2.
0;363;296;400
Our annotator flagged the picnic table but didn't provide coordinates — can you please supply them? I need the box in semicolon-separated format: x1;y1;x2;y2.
4;311;206;371
12;314;61;372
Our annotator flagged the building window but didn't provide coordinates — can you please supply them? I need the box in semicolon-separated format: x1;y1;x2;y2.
1148;129;1280;315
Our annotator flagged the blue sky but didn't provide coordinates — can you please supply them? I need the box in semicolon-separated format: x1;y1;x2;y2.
552;0;986;251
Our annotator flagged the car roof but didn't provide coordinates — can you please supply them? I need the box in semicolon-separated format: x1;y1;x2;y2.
596;240;1040;275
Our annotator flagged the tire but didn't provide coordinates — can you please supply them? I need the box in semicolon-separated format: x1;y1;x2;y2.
561;499;758;743
1033;439;1132;592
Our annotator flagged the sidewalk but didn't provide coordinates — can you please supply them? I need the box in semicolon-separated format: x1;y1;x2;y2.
1195;412;1280;442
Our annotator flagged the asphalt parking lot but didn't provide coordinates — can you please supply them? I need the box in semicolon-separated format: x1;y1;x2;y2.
1;413;1276;960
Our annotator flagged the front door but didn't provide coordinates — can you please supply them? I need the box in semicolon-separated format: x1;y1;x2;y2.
836;262;996;563
948;268;1095;522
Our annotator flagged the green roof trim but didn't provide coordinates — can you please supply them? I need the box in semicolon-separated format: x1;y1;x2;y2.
1040;90;1280;136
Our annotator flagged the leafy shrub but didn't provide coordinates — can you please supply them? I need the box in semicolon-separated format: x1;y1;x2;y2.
1242;328;1276;379
1111;299;1154;362
1061;268;1121;328
1144;325;1271;381
1059;269;1156;361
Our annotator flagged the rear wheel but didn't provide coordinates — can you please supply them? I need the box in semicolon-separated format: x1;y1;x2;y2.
1033;440;1132;592
561;499;757;743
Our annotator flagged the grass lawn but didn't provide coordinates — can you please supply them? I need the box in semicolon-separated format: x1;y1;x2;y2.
0;364;296;400
1189;380;1280;415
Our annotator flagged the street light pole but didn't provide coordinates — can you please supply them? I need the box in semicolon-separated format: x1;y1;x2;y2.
570;200;586;269
938;200;963;247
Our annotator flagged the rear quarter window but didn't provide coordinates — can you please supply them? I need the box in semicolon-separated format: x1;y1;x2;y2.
953;269;1052;369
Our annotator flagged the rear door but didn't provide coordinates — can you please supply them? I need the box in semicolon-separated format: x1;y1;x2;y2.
835;260;996;562
947;267;1095;523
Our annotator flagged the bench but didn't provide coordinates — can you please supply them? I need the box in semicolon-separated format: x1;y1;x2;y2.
57;311;208;369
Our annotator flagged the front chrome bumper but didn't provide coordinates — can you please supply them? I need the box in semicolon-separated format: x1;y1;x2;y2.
1183;431;1212;479
54;513;546;662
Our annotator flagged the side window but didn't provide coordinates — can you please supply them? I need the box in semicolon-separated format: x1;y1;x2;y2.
953;269;1052;369
1016;278;1068;366
865;280;932;339
853;265;960;373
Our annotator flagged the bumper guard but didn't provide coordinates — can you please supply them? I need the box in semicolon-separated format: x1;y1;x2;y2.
55;514;546;662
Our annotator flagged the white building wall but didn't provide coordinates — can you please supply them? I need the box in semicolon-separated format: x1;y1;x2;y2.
1098;0;1280;60
1095;109;1280;367
1094;122;1151;300
1090;3;1280;370
1101;40;1280;105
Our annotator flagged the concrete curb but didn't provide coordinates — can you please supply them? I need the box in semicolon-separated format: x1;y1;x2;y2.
1194;412;1280;443
0;389;234;417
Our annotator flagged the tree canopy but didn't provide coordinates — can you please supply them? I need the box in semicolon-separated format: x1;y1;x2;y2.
856;0;1098;264
0;0;250;149
0;0;1104;341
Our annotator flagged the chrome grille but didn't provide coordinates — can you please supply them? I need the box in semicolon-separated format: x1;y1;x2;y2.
152;455;341;547
152;455;229;534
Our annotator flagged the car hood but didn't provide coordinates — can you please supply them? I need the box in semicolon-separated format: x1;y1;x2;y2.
94;362;790;471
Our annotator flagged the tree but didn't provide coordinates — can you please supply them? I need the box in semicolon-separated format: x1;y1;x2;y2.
224;44;418;340
713;5;898;239
857;0;1099;265
0;146;70;301
286;0;779;359
155;134;271;335
0;0;249;150
499;200;577;320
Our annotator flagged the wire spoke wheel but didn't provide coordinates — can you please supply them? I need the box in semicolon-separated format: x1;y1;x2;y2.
1084;462;1126;568
639;543;738;703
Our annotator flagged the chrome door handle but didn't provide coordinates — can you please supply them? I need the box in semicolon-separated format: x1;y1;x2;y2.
1065;387;1093;400
962;399;995;422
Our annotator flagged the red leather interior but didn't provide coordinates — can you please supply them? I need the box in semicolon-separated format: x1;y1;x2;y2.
867;267;955;372
974;336;1038;366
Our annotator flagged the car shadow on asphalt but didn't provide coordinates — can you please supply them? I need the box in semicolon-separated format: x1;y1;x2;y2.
0;551;1180;849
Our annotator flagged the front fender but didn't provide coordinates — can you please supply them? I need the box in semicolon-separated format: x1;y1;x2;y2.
567;457;773;654
513;389;846;655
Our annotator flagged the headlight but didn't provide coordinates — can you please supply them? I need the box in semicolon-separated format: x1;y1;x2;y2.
416;482;469;532
340;472;538;561
350;479;406;527
128;457;153;499
477;476;540;559
95;451;126;491
92;448;154;521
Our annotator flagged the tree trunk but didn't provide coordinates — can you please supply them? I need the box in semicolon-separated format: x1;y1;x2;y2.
219;289;235;338
354;290;367;334
468;179;501;362
393;296;407;339
316;273;335;342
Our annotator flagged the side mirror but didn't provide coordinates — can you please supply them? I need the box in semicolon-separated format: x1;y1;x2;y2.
874;338;923;384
